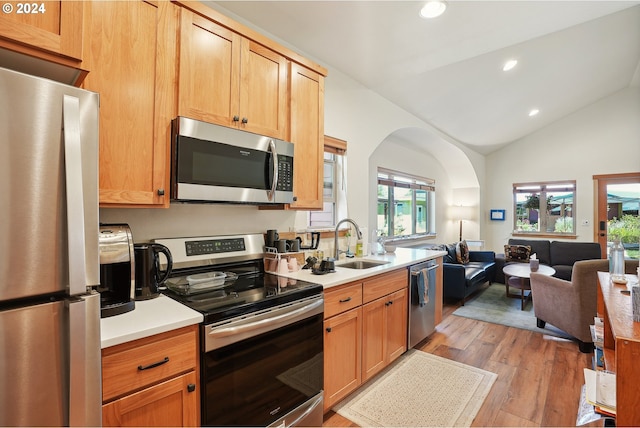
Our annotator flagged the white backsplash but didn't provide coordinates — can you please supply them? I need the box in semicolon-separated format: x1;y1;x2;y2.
99;203;302;243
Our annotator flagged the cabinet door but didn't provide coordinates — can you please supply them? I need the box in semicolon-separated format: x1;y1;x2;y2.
84;0;178;207
178;10;240;128
238;39;288;139
288;62;324;209
323;308;362;412
178;11;287;140
102;371;199;427
362;288;408;382
0;1;83;62
386;288;408;363
362;298;386;382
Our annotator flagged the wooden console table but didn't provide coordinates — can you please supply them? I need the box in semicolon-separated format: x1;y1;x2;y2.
597;271;640;427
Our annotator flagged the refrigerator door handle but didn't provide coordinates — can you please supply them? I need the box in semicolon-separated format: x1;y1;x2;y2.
68;293;102;426
63;95;88;296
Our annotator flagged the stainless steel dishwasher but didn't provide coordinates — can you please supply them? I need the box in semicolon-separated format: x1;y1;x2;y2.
408;259;439;348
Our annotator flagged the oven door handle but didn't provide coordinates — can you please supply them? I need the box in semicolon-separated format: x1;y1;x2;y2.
208;297;323;341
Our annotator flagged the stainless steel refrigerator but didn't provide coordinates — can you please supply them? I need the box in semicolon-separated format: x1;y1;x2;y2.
0;67;102;426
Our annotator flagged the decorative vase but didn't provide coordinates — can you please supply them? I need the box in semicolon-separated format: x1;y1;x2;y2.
609;238;625;283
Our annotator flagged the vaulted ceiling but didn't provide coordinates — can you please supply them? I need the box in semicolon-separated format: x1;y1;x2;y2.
210;1;640;154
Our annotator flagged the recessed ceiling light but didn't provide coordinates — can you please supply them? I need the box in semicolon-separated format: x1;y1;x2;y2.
503;59;518;71
529;109;540;117
420;1;447;19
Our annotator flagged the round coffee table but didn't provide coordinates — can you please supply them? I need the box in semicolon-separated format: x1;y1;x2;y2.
502;263;555;310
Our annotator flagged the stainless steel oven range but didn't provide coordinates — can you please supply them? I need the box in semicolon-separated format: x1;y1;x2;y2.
155;234;324;427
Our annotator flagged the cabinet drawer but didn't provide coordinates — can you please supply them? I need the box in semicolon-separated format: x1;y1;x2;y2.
324;282;362;319
102;326;198;402
363;269;407;303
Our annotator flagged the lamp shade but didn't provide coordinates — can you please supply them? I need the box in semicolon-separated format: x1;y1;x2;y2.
450;205;475;220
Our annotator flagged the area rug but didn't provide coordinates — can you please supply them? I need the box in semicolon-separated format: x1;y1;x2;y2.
333;349;497;427
452;283;572;339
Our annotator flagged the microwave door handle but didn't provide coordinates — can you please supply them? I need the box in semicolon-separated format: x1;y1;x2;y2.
267;139;278;201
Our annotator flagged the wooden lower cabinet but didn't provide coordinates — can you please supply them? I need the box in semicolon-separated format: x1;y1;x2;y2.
323;268;409;412
362;288;407;382
323;307;362;412
101;325;200;427
102;371;198;427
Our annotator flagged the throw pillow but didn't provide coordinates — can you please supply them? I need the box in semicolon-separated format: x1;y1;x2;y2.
504;244;531;262
444;243;457;264
456;240;470;264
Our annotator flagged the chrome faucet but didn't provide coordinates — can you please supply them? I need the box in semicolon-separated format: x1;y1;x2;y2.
334;218;363;259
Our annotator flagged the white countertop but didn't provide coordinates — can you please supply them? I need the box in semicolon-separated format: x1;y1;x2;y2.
99;248;443;348
100;294;203;349
278;247;446;288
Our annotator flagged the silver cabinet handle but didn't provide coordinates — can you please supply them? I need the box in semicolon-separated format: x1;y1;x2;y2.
63;95;88;295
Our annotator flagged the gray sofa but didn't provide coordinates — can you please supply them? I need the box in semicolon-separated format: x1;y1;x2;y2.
495;238;602;283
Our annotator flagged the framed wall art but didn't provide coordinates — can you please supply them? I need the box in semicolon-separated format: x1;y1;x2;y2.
490;209;506;221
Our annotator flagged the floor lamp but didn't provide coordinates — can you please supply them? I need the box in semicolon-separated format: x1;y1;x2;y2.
452;205;473;242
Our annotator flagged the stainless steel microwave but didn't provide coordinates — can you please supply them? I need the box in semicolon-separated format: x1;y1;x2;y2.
171;117;295;204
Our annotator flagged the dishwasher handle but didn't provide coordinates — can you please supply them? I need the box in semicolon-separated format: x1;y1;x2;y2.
410;264;440;276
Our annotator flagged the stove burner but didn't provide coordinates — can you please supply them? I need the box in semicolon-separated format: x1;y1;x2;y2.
155;234;323;324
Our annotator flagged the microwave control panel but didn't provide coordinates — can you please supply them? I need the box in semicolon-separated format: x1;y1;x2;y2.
276;156;293;191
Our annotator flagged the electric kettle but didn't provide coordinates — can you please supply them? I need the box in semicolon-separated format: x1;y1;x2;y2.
134;243;173;300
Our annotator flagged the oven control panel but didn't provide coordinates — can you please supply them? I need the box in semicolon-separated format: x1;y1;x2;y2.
155;234;266;270
185;238;246;256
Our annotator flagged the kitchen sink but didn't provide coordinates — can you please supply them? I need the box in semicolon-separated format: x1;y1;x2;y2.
337;260;390;270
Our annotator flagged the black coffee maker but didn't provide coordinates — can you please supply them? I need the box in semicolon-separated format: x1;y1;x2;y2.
134;243;173;300
98;224;136;318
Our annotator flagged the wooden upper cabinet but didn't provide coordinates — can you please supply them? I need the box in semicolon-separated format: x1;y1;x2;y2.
178;11;239;129
83;0;178;207
239;39;288;138
178;9;287;140
0;1;83;63
288;63;324;210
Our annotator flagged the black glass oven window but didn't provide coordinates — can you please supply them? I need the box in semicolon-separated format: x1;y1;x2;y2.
201;314;323;426
178;135;271;190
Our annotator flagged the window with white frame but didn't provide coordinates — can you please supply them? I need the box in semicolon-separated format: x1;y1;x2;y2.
377;168;436;239
309;152;338;227
513;180;576;235
309;137;347;228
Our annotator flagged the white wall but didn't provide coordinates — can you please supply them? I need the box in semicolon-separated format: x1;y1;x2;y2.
483;87;640;253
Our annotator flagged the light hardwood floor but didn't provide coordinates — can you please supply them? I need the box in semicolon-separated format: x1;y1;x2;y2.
323;297;602;427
